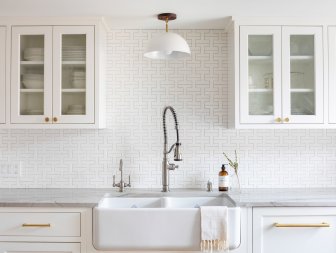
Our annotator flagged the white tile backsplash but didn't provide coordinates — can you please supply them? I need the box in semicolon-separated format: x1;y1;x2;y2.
0;29;335;188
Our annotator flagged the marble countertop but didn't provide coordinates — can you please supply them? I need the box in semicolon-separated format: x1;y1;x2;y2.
0;188;335;207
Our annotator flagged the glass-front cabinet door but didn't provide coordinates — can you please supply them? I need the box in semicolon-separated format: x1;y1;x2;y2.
240;26;282;124
0;27;6;124
53;26;95;124
282;26;323;124
11;26;53;124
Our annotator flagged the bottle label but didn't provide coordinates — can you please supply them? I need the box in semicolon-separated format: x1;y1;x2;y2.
219;176;230;187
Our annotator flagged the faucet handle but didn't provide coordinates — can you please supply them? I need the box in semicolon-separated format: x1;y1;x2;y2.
113;175;116;187
206;180;213;192
125;174;131;187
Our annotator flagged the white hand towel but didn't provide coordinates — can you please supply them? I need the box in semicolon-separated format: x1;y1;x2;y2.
200;206;229;253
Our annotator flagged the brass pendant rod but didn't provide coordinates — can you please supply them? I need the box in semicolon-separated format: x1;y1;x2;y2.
166;17;168;32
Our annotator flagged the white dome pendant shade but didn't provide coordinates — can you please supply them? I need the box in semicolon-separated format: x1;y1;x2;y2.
144;13;191;60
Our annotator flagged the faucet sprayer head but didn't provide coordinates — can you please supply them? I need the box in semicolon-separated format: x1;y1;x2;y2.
174;143;182;161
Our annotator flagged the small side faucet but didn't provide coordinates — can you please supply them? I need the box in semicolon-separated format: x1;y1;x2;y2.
113;159;131;192
162;106;182;192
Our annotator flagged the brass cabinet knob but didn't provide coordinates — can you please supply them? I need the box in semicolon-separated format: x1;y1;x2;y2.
53;117;58;123
284;117;290;122
275;117;282;123
45;117;50;123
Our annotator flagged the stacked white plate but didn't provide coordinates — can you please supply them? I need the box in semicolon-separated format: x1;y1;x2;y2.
23;48;44;61
72;71;85;88
67;104;85;115
22;73;44;89
63;46;86;61
24;109;43;115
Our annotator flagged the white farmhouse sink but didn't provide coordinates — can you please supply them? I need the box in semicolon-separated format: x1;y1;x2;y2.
93;194;240;251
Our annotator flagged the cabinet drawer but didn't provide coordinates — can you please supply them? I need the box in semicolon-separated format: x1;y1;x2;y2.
0;242;80;253
253;207;336;253
0;212;80;237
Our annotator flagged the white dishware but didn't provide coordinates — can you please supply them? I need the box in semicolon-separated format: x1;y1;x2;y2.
23;47;44;61
248;36;272;56
22;73;44;89
66;104;85;115
24;109;43;115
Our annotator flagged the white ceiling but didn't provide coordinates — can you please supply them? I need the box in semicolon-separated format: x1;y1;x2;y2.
0;0;335;29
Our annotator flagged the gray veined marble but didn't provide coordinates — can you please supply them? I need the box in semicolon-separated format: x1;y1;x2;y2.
0;188;335;207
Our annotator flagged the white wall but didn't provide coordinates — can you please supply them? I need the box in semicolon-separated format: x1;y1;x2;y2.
0;29;335;188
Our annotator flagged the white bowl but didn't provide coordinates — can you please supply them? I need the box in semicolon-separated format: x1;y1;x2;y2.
72;81;85;88
68;104;85;111
22;80;44;89
249;36;273;56
23;73;43;79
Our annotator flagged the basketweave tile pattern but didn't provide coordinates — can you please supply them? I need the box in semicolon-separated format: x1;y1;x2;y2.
0;29;335;188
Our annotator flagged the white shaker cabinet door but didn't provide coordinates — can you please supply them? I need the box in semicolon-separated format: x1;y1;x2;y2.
52;26;95;124
0;242;80;253
253;207;336;253
0;27;6;124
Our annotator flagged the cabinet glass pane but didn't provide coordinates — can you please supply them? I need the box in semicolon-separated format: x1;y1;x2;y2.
290;35;315;115
248;35;274;115
19;35;44;115
61;34;86;115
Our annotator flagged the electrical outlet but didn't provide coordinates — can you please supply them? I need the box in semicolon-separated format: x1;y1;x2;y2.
0;162;21;178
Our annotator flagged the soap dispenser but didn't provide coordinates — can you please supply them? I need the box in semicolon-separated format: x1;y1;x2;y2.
218;164;229;191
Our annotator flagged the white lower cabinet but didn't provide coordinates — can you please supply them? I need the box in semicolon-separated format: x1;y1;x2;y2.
0;208;89;253
253;207;336;253
0;242;80;253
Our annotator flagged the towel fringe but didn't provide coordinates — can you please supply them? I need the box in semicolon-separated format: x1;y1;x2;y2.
200;239;228;253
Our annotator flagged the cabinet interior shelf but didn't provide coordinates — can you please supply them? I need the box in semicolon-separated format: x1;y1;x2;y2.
62;61;86;66
249;88;273;93
20;89;43;93
62;88;86;93
248;56;272;61
290;88;314;92
290;55;314;61
20;61;44;65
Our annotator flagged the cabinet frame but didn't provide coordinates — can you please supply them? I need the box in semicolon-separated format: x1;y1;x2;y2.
0;27;5;124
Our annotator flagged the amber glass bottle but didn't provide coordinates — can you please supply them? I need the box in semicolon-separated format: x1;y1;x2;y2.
218;164;229;191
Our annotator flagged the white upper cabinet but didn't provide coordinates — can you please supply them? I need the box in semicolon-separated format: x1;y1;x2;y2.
230;21;324;128
8;19;106;128
0;27;5;124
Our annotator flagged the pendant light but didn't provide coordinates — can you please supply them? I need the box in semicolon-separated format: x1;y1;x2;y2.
144;13;191;60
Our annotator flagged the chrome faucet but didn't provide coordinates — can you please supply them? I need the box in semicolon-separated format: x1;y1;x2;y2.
162;106;182;192
113;159;131;192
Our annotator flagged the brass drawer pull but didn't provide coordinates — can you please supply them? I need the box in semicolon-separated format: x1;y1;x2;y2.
284;117;290;122
22;223;51;227
274;222;330;228
275;117;282;123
